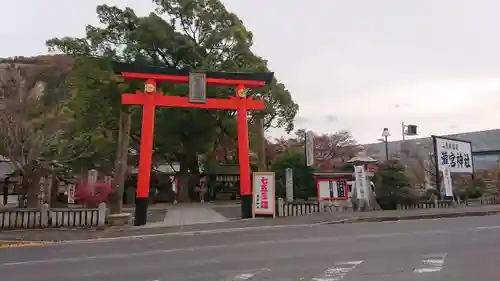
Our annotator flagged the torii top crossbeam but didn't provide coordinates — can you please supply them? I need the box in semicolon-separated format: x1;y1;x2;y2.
113;62;274;87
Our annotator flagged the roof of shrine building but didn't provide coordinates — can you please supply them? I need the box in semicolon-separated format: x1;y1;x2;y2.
362;128;500;162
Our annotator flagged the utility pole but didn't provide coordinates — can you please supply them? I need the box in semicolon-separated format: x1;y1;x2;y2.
402;122;406;140
401;122;418;141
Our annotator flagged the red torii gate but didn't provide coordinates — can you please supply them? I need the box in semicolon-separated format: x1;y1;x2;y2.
114;63;273;226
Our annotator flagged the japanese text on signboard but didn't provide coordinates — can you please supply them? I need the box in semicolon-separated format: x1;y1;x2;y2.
252;172;275;215
318;179;348;199
434;136;473;174
260;176;269;209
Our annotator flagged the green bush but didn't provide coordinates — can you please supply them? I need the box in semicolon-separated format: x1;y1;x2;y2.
456;178;486;200
373;160;413;210
270;151;316;200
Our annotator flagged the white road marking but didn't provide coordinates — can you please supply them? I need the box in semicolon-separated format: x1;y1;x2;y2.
5;220;499;248
414;253;447;273
475;225;500;230
311;260;363;281
226;268;270;280
2;224;499;267
233;273;254;280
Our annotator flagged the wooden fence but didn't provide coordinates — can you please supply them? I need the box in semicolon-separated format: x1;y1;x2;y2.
0;203;106;230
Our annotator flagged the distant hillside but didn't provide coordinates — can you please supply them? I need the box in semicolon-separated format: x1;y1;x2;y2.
0;55;74;103
0;55;72;69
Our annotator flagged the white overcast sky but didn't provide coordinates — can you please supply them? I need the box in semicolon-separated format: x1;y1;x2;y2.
3;0;500;143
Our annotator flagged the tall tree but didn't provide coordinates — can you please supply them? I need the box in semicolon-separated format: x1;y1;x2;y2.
313;130;359;169
268;129;359;169
0;58;95;207
46;0;298;203
397;141;437;189
270;150;316;200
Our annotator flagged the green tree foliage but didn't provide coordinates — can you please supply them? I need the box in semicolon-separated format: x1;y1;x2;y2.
456;177;486;200
270;151;316;200
46;0;298;202
372;159;413;209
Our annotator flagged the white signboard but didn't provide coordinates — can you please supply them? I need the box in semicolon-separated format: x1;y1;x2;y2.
433;136;473;174
67;184;76;204
354;165;367;199
252;172;276;217
285;168;294;202
442;166;454;196
88;169;98;184
317;179;348;200
170;176;177;193
305;131;315;166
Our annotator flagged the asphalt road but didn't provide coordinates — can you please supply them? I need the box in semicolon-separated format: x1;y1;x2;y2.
1;216;500;281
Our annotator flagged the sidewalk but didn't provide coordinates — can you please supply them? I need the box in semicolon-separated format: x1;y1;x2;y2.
1;205;499;242
140;204;229;228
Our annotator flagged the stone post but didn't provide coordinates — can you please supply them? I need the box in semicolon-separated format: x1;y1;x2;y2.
41;203;50;228
277;197;284;217
98;202;107;227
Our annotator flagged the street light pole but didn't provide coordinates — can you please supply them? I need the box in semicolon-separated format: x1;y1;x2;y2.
381;128;391;161
384;136;389;160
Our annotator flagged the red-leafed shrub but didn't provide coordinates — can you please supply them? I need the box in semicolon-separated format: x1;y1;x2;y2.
74;181;112;207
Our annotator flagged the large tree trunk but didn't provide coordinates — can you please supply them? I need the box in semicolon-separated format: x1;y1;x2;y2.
2;180;8;205
25;169;42;208
187;153;201;201
50;174;58;206
178;155;190;202
19;161;42;208
177;152;201;202
109;111;131;214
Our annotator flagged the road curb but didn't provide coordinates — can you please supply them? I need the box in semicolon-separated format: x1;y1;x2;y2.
2;209;499;244
0;224;319;245
321;210;500;225
0;241;54;249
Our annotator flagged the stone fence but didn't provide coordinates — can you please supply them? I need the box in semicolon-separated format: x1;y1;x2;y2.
277;195;500;217
480;195;500;205
0;203;106;230
397;195;500;210
397;200;454;210
276;198;354;217
277;198;319;217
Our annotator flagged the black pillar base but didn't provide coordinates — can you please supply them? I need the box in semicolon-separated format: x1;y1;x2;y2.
241;194;252;219
134;197;149;226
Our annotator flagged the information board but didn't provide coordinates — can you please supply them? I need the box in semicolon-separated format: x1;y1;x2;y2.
317;179;348;200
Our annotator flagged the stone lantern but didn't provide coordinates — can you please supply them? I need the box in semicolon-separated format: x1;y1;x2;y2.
346;148;381;210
